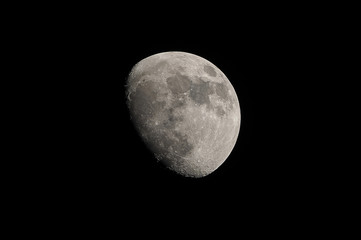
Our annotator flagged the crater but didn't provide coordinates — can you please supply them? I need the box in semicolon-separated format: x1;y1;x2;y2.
160;135;194;168
204;65;217;77
167;73;192;94
173;131;194;157
147;122;194;166
215;106;226;116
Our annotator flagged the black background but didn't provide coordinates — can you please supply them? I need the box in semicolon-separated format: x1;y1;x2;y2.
28;3;339;234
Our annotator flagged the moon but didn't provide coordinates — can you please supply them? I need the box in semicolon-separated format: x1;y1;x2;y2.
126;51;241;178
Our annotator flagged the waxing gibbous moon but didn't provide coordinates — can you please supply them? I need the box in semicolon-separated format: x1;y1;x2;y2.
126;51;241;178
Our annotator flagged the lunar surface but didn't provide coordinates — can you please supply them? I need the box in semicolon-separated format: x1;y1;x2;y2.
126;51;241;178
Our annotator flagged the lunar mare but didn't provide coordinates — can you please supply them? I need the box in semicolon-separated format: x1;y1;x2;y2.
126;51;241;178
